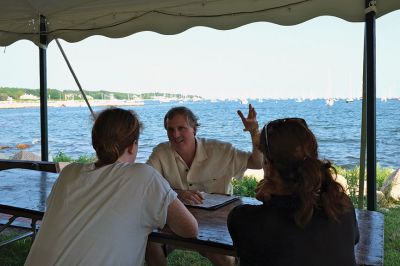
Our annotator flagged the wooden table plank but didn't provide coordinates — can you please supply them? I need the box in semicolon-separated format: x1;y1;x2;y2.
355;210;385;266
0;168;57;216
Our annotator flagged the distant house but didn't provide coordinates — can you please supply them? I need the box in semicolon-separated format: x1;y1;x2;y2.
64;94;75;100
20;93;39;100
7;96;13;101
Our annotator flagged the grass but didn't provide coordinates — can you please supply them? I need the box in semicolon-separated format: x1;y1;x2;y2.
168;250;212;266
1;166;398;265
0;234;212;266
380;205;400;265
0;230;31;266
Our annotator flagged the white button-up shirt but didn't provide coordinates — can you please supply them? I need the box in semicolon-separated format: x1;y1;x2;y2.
147;137;250;194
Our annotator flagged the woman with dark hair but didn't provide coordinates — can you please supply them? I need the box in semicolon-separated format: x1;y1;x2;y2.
25;107;198;266
228;118;359;266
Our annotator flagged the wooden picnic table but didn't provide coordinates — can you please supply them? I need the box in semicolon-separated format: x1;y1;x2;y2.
0;168;57;246
0;168;384;265
150;197;385;266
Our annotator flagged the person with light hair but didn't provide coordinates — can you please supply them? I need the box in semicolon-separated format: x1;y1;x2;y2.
25;107;198;266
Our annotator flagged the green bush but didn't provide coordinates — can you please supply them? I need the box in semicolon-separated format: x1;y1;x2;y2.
52;151;96;163
336;164;395;208
376;165;394;189
76;154;97;163
52;151;73;162
232;176;259;197
336;165;360;205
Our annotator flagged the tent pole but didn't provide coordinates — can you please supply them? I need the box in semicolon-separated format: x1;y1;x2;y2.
39;15;48;161
358;28;367;209
55;39;95;119
365;0;377;211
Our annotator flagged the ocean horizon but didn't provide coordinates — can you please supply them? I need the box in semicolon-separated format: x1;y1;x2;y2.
0;99;399;170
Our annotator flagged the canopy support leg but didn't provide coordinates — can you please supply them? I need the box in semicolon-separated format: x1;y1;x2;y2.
365;0;377;211
39;15;48;161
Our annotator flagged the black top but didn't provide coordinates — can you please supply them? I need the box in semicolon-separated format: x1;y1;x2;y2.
227;195;359;266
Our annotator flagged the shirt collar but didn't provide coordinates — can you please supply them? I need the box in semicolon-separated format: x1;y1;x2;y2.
169;137;208;162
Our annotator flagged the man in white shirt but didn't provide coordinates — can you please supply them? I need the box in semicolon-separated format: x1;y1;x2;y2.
146;104;263;266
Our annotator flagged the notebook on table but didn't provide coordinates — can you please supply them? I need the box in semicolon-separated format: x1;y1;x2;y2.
185;192;239;210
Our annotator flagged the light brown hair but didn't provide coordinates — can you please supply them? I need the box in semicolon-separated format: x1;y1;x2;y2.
92;107;142;168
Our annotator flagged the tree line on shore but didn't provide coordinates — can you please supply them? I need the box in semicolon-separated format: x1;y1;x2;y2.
0;87;202;101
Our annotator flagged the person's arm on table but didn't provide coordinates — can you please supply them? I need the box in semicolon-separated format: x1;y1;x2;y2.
175;189;204;205
166;198;198;238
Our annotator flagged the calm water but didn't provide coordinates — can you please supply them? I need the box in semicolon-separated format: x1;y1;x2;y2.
0;99;399;169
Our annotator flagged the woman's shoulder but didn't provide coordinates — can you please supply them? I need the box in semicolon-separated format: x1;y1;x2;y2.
58;162;87;176
116;162;158;176
228;204;266;233
125;163;174;193
229;204;264;221
122;163;169;183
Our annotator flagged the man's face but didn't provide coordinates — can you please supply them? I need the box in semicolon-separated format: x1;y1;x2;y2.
166;114;196;154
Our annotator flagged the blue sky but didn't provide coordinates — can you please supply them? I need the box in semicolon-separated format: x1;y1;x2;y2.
1;10;399;99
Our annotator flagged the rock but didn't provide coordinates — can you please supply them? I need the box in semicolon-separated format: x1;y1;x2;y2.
0;153;9;159
376;191;385;203
380;169;400;201
12;151;41;161
244;169;264;181
57;162;71;172
16;143;30;149
335;174;348;193
0;145;11;150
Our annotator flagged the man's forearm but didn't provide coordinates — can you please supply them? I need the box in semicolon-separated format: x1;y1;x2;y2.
247;129;263;169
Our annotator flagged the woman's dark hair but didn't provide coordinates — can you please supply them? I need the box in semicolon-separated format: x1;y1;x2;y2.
163;106;200;131
92;107;143;168
259;118;352;228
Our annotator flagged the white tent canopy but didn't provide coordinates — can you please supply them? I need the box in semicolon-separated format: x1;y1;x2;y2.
1;0;400;46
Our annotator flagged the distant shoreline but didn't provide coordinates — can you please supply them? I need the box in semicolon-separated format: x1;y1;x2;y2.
0;100;145;109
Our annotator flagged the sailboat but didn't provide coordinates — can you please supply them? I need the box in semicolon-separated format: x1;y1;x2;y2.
240;98;249;105
325;70;334;106
345;73;354;103
325;98;334;106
